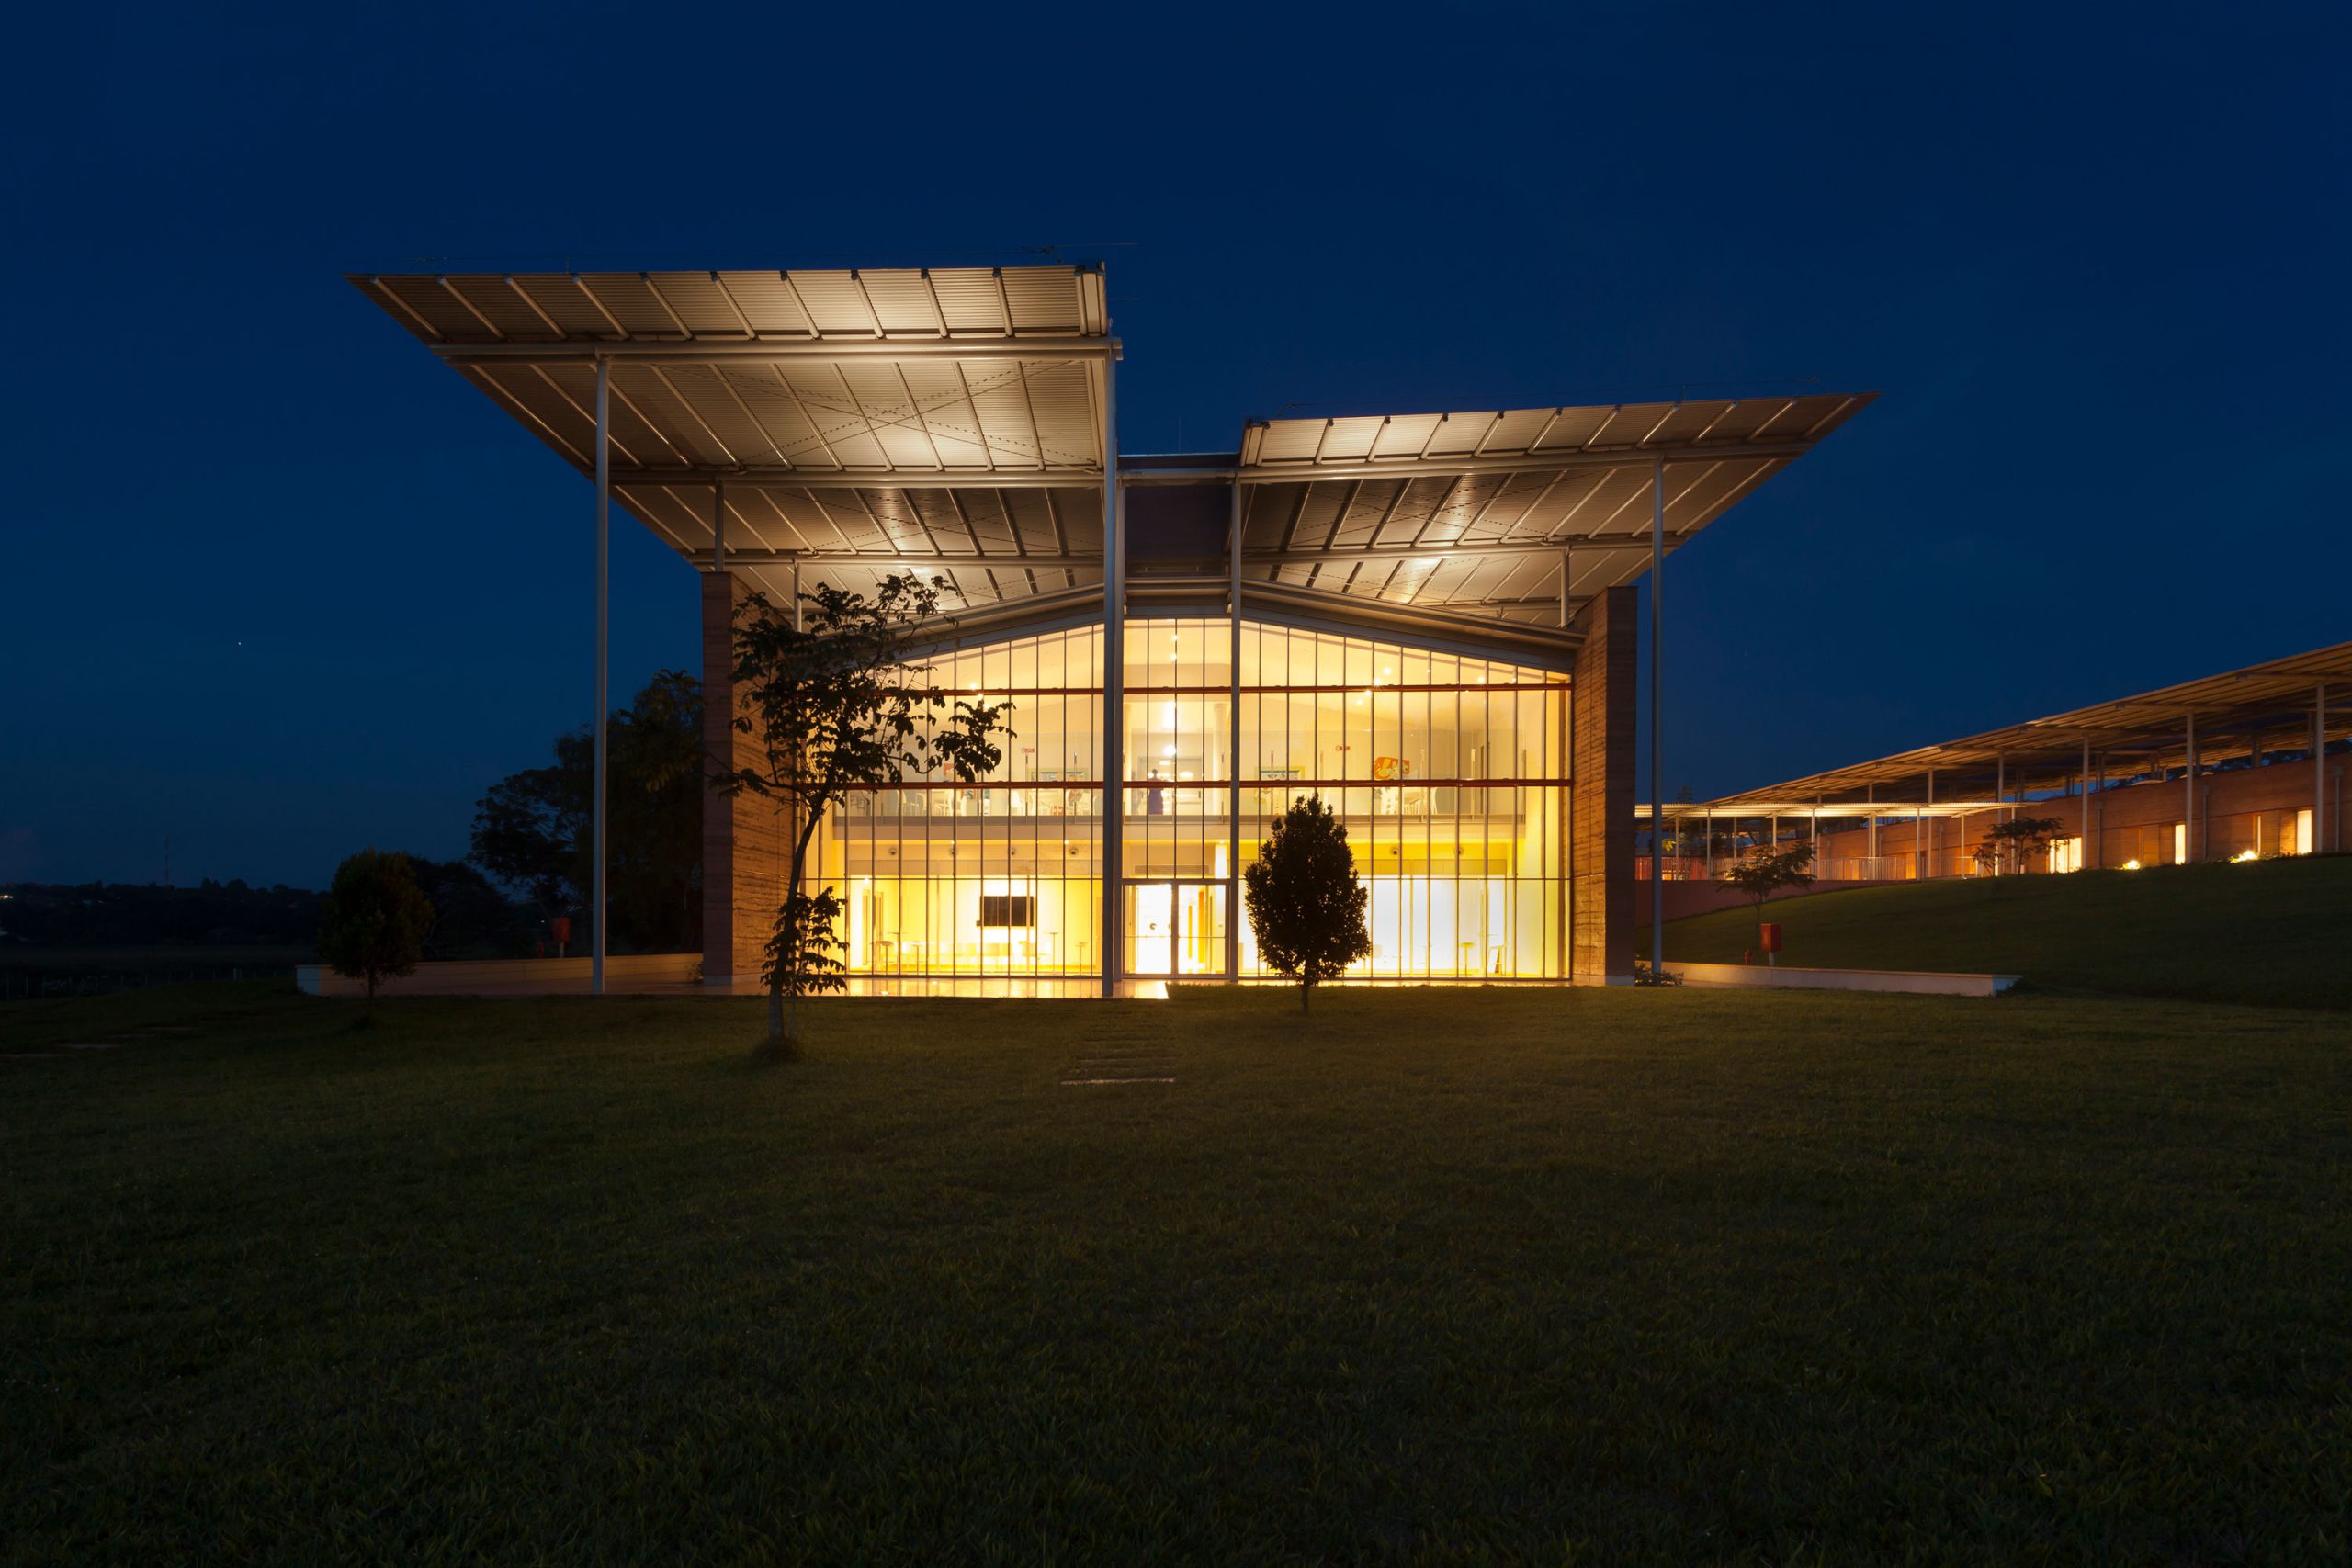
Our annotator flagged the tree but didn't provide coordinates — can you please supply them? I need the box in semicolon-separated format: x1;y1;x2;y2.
469;760;575;912
1973;815;2064;876
469;670;705;953
1719;842;1815;918
404;858;532;959
318;850;435;1011
1242;794;1373;1012
722;574;1011;1052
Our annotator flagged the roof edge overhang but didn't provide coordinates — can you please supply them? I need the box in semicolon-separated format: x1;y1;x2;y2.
350;268;1873;652
432;335;1114;366
1692;638;2352;811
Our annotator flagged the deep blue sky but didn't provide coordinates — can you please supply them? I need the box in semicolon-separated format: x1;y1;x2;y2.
5;2;2346;888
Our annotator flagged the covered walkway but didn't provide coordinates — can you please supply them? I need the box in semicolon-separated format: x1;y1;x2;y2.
1646;639;2352;881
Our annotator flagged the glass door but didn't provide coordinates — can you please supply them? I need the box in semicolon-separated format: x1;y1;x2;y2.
1125;881;1175;976
1122;881;1227;977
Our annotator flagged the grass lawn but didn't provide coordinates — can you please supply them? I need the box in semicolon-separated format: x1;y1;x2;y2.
1645;855;2352;1010
5;982;2349;1562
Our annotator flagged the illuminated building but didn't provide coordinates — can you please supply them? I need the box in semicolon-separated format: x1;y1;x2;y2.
356;265;1869;990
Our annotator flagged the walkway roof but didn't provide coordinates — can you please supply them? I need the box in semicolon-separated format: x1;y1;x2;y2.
1690;640;2352;815
353;265;1870;641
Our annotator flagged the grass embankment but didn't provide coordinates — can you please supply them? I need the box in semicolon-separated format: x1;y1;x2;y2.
5;983;2349;1562
0;946;311;1000
1647;854;2352;1009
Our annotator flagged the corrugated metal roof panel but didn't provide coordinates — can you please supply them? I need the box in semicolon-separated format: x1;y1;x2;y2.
858;269;949;335
646;272;751;336
463;366;591;462
1636;400;1731;446
441;277;556;340
930;269;1012;334
1314;417;1386;461
1371;414;1442;457
1535;405;1621;448
1419;412;1503;457
786;271;886;335
964;367;1044;469
510;276;619;337
577;275;686;338
610;365;734;467
368;276;467;340
718;273;819;336
999;268;1085;334
355;264;1868;629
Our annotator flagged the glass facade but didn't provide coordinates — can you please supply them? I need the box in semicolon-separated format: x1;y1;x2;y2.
825;625;1108;980
809;615;1571;981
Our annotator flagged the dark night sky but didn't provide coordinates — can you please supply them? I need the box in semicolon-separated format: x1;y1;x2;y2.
4;2;2346;888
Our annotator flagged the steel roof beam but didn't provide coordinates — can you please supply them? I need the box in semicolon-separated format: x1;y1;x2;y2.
433;337;1114;365
539;446;1804;485
1257;533;1704;564
616;469;1103;491
1234;443;1806;484
707;551;1101;571
684;532;1708;572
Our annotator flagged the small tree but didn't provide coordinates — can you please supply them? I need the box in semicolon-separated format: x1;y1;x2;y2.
1719;842;1815;920
1973;815;2064;876
722;574;1011;1052
469;669;705;953
1242;794;1373;1012
318;850;435;1011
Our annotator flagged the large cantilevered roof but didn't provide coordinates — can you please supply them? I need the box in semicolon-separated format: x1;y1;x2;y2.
1232;394;1869;627
353;265;1871;642
1695;639;2352;813
354;265;1116;632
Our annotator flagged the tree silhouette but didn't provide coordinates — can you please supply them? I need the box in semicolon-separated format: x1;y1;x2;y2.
721;574;1010;1052
469;670;705;953
1973;815;2065;876
1719;842;1815;918
1242;794;1372;1012
318;850;435;1011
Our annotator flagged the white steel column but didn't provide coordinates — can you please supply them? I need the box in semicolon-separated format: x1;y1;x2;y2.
1226;479;1244;982
1098;356;1122;998
1867;784;1877;862
1648;459;1665;976
592;355;610;995
2185;712;2198;863
2081;739;2092;867
1994;753;2005;875
1921;768;1933;880
2318;684;2330;854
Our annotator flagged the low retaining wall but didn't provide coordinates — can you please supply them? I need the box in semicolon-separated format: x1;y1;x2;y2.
1666;962;2018;998
297;953;702;998
1641;879;1897;924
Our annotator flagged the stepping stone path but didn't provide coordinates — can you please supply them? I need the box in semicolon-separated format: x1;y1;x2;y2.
1060;1022;1178;1086
1;1012;249;1062
4;1037;141;1060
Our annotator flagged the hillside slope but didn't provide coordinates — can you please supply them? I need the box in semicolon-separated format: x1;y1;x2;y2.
1647;856;2352;1009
